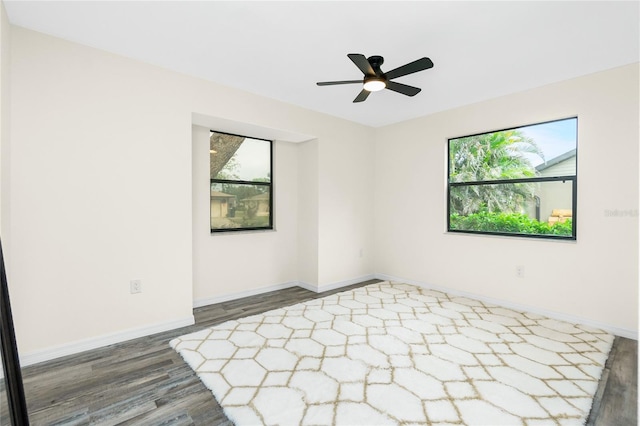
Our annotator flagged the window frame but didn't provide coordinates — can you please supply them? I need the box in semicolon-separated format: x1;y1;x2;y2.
446;117;578;241
210;130;274;233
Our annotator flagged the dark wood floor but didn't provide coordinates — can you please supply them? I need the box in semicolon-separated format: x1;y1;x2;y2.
1;280;637;425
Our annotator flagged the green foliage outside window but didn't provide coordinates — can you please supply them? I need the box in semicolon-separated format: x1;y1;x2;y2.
448;118;577;239
449;130;542;215
450;212;572;236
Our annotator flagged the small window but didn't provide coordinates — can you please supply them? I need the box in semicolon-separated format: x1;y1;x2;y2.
210;131;273;232
447;117;577;240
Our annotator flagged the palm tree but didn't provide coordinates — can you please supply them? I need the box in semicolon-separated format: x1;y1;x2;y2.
449;130;543;215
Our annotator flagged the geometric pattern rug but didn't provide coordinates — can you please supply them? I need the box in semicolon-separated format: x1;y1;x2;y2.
170;282;614;425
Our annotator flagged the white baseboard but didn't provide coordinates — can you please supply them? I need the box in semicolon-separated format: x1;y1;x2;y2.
299;274;378;294
18;271;635;368
193;281;299;308
296;280;318;292
20;315;195;367
376;273;638;340
194;275;377;308
17;276;374;367
318;274;377;293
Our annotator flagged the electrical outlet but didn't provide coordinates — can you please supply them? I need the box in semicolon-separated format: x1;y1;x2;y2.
130;279;142;294
516;265;525;278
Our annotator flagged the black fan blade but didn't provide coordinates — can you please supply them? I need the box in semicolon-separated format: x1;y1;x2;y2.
316;80;362;86
348;54;375;76
385;57;434;80
386;81;421;97
353;89;371;103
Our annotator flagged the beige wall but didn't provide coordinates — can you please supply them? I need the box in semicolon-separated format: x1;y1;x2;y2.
8;27;375;356
374;64;639;335
317;124;376;286
3;22;637;360
0;1;9;240
8;27;195;354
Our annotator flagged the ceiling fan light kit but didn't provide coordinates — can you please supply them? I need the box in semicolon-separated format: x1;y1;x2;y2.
317;53;434;103
363;76;386;92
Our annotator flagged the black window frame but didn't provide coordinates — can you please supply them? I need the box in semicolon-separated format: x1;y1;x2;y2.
447;117;578;241
210;130;274;233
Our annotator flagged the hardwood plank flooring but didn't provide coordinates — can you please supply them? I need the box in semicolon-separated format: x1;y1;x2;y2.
1;280;636;425
587;336;638;426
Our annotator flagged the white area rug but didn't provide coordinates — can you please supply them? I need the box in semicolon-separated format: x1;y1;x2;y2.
171;282;613;425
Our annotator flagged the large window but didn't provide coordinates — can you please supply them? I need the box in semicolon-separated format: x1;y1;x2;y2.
210;131;273;232
448;117;577;240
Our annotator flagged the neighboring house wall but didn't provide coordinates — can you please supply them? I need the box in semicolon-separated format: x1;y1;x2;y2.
536;156;575;222
210;199;227;218
210;192;235;218
539;181;573;224
539;156;576;177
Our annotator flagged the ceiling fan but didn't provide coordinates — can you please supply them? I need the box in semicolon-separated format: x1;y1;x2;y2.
317;54;434;103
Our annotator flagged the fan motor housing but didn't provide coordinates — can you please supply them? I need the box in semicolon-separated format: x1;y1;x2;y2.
367;56;385;75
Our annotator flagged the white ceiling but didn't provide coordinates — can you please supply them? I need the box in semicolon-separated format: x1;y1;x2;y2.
4;1;639;127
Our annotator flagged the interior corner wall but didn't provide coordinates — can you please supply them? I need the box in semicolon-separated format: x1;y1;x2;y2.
317;125;376;288
297;139;319;287
7;26;375;356
374;63;639;335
